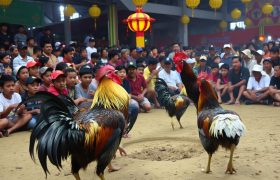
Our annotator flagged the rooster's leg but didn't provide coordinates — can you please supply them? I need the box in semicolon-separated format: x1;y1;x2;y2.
98;173;105;180
225;144;236;174
73;173;81;180
171;118;175;130
178;121;183;129
206;153;212;173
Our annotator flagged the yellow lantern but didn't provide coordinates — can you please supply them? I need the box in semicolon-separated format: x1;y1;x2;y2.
185;0;200;17
209;0;222;11
89;5;101;29
219;20;227;30
244;18;252;27
181;15;190;25
132;0;148;8
0;0;13;14
231;8;241;20
64;4;76;17
262;3;273;15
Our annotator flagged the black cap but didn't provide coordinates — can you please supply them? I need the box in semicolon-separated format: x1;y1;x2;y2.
163;57;172;64
270;46;279;53
263;58;272;64
79;64;93;76
127;61;137;69
25;76;41;84
89;37;95;42
18;43;27;50
147;57;158;65
209;45;215;51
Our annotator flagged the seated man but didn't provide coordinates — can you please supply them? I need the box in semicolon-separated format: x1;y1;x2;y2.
243;64;271;105
262;58;274;77
127;62;151;112
143;57;160;108
226;56;250;105
268;65;280;106
158;57;184;95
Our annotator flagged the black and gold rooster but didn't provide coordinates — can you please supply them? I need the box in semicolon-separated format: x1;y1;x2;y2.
155;78;190;129
20;65;129;180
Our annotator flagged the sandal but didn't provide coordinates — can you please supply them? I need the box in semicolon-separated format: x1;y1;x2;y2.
1;129;9;137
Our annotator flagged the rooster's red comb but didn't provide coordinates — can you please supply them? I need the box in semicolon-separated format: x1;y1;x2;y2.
95;65;115;81
173;52;188;65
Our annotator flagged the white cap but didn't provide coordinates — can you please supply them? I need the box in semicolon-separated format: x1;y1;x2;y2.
199;55;207;61
218;63;224;68
223;44;231;49
55;42;61;48
256;50;264;56
241;49;253;59
186;58;196;64
252;64;265;75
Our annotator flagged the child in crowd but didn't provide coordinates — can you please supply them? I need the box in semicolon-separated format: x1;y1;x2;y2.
0;52;11;66
76;65;96;101
209;63;219;87
39;66;53;91
4;64;13;76
21;76;41;129
65;68;86;105
27;60;40;78
0;75;32;135
136;63;145;75
89;52;100;67
48;70;68;96
216;63;230;103
14;66;29;95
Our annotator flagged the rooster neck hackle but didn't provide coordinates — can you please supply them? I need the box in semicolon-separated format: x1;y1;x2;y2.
91;78;129;111
198;81;220;113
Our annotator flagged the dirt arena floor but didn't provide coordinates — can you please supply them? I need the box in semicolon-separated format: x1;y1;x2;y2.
0;105;279;180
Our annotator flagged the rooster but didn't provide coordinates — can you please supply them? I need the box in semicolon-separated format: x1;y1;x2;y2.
196;74;246;174
155;78;190;129
20;65;130;180
173;52;200;109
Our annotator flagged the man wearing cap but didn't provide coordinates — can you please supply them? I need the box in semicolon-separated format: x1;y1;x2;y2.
143;57;160;108
12;44;34;70
195;55;211;75
221;44;234;66
127;61;151;112
269;46;280;67
243;64;271;105
263;58;274;77
26;61;40;78
241;49;257;75
48;70;68;96
252;50;264;65
268;65;280;106
207;45;216;67
86;37;97;61
159;57;184;95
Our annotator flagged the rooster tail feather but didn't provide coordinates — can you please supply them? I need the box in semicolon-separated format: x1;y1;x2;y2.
209;114;246;139
28;93;85;176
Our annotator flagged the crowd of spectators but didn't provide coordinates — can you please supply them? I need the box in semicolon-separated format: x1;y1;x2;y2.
0;23;279;138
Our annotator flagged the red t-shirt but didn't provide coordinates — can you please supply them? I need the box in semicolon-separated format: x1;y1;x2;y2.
48;84;68;96
127;74;147;96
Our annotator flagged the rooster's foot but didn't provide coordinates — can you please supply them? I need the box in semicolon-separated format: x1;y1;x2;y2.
225;166;236;174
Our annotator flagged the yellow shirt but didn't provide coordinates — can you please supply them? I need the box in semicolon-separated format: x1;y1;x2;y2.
143;67;156;89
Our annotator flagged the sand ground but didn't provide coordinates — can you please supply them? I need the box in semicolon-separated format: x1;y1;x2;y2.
0;105;280;180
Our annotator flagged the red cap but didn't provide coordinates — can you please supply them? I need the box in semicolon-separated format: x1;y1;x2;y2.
50;70;65;80
26;60;40;68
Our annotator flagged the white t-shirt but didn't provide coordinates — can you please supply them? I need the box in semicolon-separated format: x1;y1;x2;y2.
0;93;22;120
247;75;270;91
86;46;97;61
159;70;182;89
